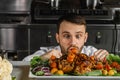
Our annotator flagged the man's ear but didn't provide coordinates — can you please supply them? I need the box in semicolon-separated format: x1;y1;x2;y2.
85;32;88;43
56;33;59;43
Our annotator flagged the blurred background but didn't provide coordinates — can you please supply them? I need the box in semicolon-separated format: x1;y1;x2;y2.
0;0;120;61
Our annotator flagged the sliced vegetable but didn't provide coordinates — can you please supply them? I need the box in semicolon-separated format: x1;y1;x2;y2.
86;70;102;76
95;64;103;70
104;63;112;71
114;73;120;76
35;71;44;76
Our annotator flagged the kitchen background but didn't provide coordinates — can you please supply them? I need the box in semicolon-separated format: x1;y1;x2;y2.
0;0;120;61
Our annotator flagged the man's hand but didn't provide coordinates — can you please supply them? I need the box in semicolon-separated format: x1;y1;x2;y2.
41;49;62;60
94;49;109;61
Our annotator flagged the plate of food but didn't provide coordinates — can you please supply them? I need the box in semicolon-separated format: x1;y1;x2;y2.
29;47;120;80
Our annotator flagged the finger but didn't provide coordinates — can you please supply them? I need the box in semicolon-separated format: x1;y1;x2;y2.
57;52;62;58
58;52;62;57
55;51;62;58
100;53;107;62
94;49;103;59
97;50;106;58
50;49;62;58
99;50;109;61
96;50;109;61
103;52;109;62
94;49;108;61
94;49;103;56
99;53;107;61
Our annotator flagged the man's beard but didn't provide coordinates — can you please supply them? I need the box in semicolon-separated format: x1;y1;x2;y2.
59;45;83;54
59;45;67;54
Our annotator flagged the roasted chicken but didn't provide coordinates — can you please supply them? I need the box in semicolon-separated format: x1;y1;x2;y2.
49;46;96;74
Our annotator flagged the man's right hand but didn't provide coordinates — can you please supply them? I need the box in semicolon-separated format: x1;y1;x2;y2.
41;49;62;60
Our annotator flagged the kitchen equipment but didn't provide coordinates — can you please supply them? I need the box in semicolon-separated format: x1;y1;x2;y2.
86;0;101;10
50;0;59;9
31;0;113;23
0;0;32;60
0;0;32;14
0;49;8;59
0;0;32;23
86;24;116;53
0;25;29;61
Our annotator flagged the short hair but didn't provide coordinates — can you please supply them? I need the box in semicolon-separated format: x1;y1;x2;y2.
57;14;86;33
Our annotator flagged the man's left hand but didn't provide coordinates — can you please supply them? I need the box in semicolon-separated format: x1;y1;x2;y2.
94;49;109;62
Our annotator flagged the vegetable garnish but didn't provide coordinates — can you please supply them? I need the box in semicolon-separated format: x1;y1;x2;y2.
30;53;120;76
30;56;51;76
106;54;120;64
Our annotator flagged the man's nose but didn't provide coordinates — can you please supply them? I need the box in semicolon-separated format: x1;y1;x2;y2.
70;37;77;45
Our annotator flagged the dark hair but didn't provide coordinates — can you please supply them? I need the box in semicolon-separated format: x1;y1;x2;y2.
57;14;86;33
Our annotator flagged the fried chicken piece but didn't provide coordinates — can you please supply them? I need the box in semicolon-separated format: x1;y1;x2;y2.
74;54;95;74
55;47;96;74
58;59;74;73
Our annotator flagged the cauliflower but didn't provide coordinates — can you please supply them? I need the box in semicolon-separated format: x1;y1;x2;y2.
0;56;13;80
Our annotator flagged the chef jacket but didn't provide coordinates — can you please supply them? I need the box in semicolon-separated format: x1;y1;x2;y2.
23;45;97;61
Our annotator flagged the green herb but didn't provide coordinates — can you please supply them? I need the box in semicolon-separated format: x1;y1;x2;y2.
12;76;16;80
30;56;42;68
106;54;120;64
30;56;49;68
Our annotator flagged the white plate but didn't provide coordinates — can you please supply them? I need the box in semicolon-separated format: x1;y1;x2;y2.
29;71;120;80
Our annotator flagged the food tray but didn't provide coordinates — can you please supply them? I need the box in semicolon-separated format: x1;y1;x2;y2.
29;71;120;80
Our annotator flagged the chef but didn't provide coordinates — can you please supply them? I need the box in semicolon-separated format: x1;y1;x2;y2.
23;14;109;61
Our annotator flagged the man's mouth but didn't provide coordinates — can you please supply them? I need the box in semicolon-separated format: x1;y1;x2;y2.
67;45;79;54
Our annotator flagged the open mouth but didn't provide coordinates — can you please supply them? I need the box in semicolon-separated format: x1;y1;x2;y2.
67;45;80;54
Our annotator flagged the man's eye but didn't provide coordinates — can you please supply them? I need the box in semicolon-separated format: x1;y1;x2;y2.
76;35;81;39
63;34;71;39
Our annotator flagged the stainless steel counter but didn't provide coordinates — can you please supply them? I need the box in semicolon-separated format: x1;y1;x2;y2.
10;61;30;66
30;76;120;80
11;61;35;80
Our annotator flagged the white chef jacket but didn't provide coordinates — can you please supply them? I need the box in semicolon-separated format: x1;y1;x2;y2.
23;45;97;61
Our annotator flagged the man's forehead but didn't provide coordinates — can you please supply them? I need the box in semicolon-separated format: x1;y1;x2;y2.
62;31;85;34
60;21;85;28
59;25;86;32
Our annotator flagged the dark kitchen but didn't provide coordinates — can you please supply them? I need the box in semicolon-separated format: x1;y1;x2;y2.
0;0;120;80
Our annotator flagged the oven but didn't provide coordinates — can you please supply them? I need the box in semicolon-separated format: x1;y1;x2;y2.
115;10;120;55
86;24;116;53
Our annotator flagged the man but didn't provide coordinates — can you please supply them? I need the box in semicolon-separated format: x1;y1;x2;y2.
23;14;108;61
